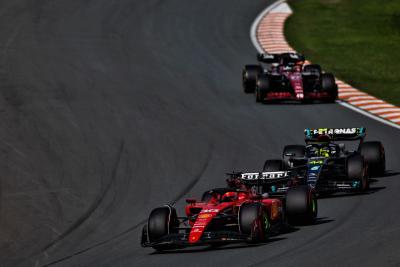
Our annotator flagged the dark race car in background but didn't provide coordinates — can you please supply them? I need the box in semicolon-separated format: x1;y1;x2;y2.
261;127;386;196
242;53;338;103
141;171;317;251
242;53;303;93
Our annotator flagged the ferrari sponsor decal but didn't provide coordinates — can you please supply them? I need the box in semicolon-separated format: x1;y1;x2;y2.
241;171;289;180
198;213;212;219
201;209;219;213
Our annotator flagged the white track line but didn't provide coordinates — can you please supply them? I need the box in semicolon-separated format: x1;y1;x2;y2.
338;102;400;130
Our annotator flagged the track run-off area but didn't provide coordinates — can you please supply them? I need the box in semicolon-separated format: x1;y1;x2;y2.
0;0;399;266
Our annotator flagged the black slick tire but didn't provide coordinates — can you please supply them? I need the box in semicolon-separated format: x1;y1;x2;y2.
347;155;369;191
321;73;338;103
360;141;385;176
285;186;317;225
243;65;262;93
239;202;269;242
255;74;270;103
148;206;178;251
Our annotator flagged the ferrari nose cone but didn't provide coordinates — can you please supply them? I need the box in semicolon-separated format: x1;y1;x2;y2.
188;209;220;243
189;230;202;243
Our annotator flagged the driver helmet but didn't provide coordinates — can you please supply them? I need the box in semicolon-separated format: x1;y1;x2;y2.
316;134;332;157
318;146;331;158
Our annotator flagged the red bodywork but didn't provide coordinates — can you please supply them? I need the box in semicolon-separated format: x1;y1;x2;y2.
263;64;332;102
184;190;282;244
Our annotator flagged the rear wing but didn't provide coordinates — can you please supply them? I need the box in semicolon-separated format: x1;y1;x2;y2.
257;53;279;63
304;127;366;141
257;52;305;64
240;171;290;182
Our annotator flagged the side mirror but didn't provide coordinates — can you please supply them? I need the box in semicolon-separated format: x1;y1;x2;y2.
186;198;196;204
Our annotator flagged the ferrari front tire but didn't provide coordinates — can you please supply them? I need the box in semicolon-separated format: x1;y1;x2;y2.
147;205;178;249
255;74;270;103
243;65;262;93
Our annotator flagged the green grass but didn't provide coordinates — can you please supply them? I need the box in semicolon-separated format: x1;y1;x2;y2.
285;0;400;106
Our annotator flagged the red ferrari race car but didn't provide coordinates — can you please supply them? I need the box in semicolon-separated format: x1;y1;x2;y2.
242;53;338;103
141;171;317;251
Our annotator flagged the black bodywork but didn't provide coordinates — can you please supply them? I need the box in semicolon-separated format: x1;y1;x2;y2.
262;128;385;196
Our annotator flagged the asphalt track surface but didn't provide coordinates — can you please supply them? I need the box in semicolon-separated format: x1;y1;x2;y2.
0;0;399;266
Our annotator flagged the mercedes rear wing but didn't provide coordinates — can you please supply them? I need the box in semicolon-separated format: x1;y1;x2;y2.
304;127;366;142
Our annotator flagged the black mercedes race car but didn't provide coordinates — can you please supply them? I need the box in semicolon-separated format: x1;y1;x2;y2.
261;128;385;195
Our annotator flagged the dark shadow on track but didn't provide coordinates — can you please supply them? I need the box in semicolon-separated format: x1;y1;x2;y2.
258;101;337;106
295;217;334;227
318;186;386;199
148;217;334;255
150;237;287;255
374;171;400;178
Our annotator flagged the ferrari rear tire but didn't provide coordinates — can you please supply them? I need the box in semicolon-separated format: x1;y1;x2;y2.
285;186;317;225
243;65;262;93
148;206;178;245
321;73;338;103
239;202;269;242
360;141;386;176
